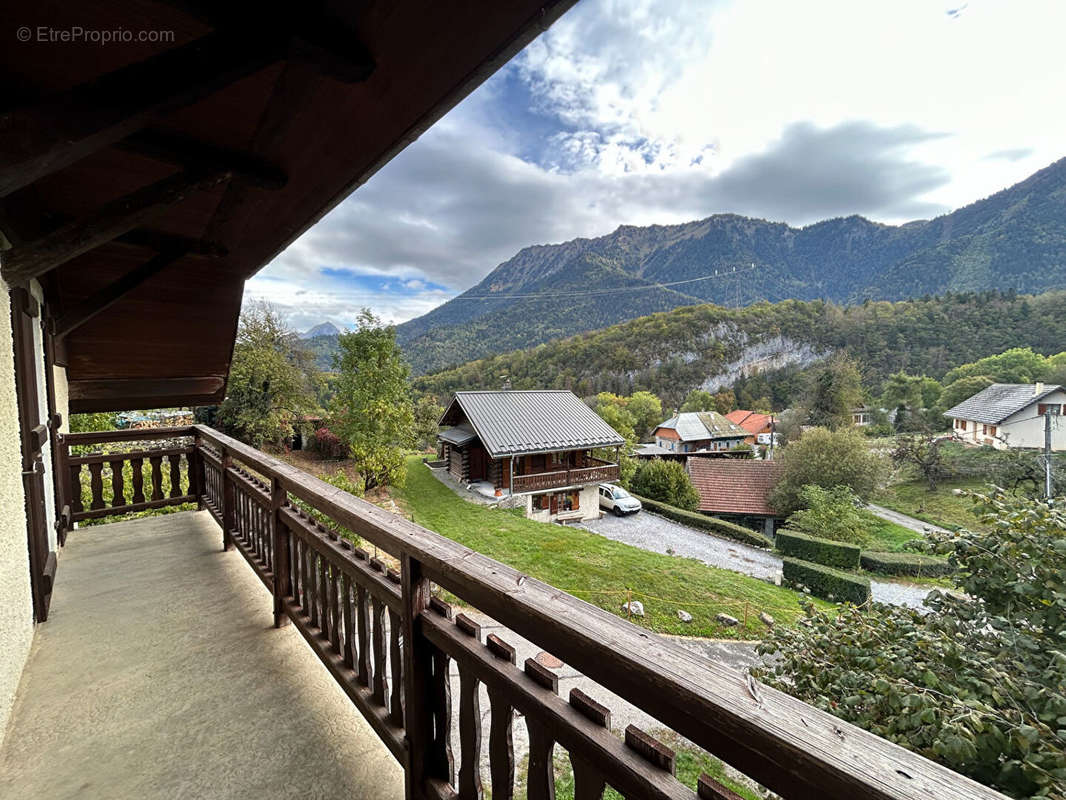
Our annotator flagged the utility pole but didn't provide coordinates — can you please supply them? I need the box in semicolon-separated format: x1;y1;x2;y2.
1045;411;1054;503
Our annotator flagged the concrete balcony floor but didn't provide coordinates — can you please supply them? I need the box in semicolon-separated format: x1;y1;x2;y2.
0;511;403;800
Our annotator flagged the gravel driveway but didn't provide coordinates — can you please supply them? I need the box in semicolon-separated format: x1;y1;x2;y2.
580;511;935;610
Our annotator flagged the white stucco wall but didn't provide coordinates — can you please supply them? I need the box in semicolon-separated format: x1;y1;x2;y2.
0;277;34;746
523;484;601;523
1000;389;1066;450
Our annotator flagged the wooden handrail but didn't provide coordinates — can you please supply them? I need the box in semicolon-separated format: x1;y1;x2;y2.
61;424;1008;800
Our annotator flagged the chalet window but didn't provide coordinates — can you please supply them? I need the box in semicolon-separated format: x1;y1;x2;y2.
989;426;997;437
560;491;579;511
957;420;966;431
1038;403;1062;416
532;494;549;511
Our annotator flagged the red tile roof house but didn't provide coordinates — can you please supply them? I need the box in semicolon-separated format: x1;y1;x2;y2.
725;410;774;445
687;459;786;537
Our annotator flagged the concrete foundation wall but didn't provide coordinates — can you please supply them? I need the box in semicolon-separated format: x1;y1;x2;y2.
0;277;34;745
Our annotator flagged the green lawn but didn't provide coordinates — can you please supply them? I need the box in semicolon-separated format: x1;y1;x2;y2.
861;510;921;552
874;479;991;532
394;456;826;640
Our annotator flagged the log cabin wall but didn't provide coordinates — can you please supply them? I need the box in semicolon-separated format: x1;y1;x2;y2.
448;447;468;484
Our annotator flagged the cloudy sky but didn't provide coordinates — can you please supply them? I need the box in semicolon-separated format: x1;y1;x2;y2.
247;0;1066;331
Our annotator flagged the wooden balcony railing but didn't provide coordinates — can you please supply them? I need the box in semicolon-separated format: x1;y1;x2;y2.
512;460;620;493
56;424;1006;800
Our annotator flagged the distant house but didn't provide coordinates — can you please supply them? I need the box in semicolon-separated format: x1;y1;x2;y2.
851;406;873;427
725;410;774;445
652;411;749;454
686;459;786;536
944;382;1066;450
437;390;625;522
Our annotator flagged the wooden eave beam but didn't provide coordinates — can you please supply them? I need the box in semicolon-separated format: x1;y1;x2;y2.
49;249;188;340
114;229;228;259
68;377;226;411
0;30;285;199
0;169;231;285
161;1;376;84
117;130;288;191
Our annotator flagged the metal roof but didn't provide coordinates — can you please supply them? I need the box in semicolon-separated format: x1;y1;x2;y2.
440;391;625;458
656;411;750;442
942;383;1064;425
438;423;477;447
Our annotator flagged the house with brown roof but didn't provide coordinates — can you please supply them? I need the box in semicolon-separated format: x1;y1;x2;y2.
724;410;774;445
687;459;786;536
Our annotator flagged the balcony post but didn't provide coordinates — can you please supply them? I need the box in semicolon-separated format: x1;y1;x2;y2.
270;475;290;628
220;446;234;551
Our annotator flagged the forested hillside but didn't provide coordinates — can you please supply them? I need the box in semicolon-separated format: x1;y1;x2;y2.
396;157;1066;374
412;290;1066;409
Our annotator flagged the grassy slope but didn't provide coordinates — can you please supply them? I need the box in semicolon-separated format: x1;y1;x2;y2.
394;456;824;639
861;510;922;552
874;479;991;532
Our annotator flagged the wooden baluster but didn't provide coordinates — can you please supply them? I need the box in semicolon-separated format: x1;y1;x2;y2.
372;596;387;706
526;720;556;800
457;663;483;800
87;462;105;510
329;566;341;653
401;554;435;800
570;757;606;800
356;584;370;686
109;458;125;508
220;448;233;550
308;547;320;629
168;453;182;498
486;635;517;800
342;573;355;669
488;686;515;800
388;608;404;727
270;477;289;628
429;646;454;784
69;463;83;514
189;441;203;509
318;547;329;636
130;456;145;504
149;455;164;501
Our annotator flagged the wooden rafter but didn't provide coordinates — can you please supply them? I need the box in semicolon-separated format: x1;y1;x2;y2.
49;249;188;340
0;169;231;285
117;130;288;191
114;229;228;259
0;31;283;199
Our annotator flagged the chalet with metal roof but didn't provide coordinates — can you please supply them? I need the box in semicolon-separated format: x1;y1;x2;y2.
437;391;623;521
944;382;1065;450
653;411;749;454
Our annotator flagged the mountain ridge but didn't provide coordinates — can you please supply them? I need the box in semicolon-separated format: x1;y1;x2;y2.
395;157;1066;374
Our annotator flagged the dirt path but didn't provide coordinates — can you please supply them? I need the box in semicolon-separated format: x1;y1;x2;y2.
866;503;949;535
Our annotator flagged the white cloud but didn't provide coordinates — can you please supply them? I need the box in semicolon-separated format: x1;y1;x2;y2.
250;0;1066;326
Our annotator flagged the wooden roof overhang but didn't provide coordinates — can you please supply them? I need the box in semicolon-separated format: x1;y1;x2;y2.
0;0;575;412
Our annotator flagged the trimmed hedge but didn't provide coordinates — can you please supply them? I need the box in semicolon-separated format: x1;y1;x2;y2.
860;551;954;578
633;495;773;549
775;529;861;570
782;557;871;605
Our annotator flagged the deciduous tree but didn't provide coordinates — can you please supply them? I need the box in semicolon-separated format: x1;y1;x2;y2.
630;459;700;510
331;310;414;490
769;426;885;513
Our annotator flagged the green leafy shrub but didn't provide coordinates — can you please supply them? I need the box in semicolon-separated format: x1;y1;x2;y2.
630;459;700;511
635;495;772;548
859;551;953;577
784;484;870;544
759;492;1066;799
776;529;860;570
781;557;871;604
769;427;886;514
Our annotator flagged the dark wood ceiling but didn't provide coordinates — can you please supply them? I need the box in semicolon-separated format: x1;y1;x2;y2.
0;0;576;412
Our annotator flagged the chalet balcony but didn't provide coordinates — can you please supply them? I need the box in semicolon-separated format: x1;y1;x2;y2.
1;425;1007;800
511;457;620;494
